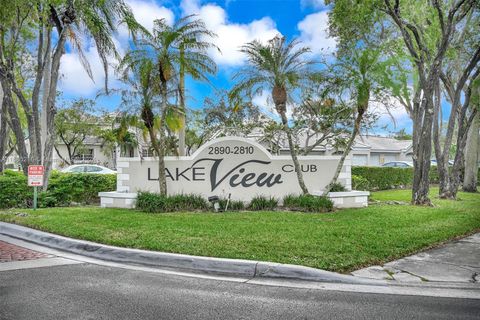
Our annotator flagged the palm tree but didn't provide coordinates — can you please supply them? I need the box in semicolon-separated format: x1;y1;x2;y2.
117;56;172;195
40;0;144;189
175;16;219;156
119;16;217;194
230;36;313;194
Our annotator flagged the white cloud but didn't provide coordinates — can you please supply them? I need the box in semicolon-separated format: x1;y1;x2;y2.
60;0;174;97
300;0;328;9
59;44;121;96
297;11;336;55
370;96;412;130
126;0;174;32
117;0;174;47
181;0;280;66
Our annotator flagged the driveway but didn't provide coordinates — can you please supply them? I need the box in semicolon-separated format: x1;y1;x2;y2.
1;235;480;319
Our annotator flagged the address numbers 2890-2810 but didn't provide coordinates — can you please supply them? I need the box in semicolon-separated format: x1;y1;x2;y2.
208;145;255;155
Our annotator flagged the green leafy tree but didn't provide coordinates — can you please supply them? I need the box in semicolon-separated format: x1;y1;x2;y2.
393;129;412;140
0;0;143;188
54;98;97;165
327;0;477;204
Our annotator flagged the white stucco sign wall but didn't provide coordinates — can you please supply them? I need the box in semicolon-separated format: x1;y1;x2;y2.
103;137;352;206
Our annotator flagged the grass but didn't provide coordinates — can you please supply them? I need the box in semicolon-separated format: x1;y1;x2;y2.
1;187;479;273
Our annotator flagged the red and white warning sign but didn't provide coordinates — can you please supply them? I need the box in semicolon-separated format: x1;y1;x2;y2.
28;165;44;186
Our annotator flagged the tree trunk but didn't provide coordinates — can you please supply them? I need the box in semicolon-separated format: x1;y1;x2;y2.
178;47;186;156
278;110;309;194
42;30;67;190
158;86;168;195
0;82;6;173
411;93;434;205
464;114;480;190
41;28;52;163
432;79;453;198
463;112;479;192
0;78;29;175
448;108;478;196
323;111;362;196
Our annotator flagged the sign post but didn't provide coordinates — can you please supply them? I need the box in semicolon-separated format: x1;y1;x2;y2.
28;165;44;210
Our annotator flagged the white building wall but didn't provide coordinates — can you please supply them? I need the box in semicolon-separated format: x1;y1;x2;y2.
52;144;114;170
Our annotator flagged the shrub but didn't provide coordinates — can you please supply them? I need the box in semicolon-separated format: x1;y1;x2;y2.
0;170;31;208
351;167;413;190
136;192;208;213
283;194;333;213
329;182;346;192
352;174;370;190
350;166;480;191
38;192;59;208
248;196;278;211
0;170;116;208
218;198;245;211
46;172;116;205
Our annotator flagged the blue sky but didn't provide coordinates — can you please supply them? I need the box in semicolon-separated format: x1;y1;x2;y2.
58;0;413;134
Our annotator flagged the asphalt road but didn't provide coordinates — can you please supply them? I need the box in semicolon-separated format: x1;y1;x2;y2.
1;263;479;320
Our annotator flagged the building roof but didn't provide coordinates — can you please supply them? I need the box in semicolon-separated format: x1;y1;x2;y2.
354;135;412;152
241;129;413;154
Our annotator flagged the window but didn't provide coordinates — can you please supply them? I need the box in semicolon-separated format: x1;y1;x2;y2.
73;149;94;161
70;166;85;173
382;162;396;167
85;166;102;173
396;163;409;168
141;148;155;157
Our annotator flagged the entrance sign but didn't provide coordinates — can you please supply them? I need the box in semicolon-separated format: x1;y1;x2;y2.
111;137;351;203
28;165;44;186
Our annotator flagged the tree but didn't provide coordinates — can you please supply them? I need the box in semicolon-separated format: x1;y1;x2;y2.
98;113;139;169
175;15;219;156
182;91;261;155
231;36;313;194
54;98;97;165
433;9;480;199
327;0;477;205
118;17;217;194
0;0;143;188
463;88;480;192
0;81;5;172
322;48;388;194
393;129;412;140
117;57;171;195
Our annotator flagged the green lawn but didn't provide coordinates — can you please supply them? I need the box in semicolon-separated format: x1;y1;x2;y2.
1;188;479;273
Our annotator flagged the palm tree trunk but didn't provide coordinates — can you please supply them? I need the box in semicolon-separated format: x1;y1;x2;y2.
463;112;479;192
156;87;168;195
279;110;309;194
322;112;362;196
178;46;186;156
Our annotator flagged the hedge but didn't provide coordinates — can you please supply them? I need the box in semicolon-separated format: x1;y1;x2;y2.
0;170;116;208
351;166;480;191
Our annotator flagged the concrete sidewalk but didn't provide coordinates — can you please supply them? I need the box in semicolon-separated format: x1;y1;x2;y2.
352;233;480;283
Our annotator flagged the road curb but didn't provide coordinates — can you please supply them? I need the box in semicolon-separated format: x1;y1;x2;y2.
0;222;378;285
